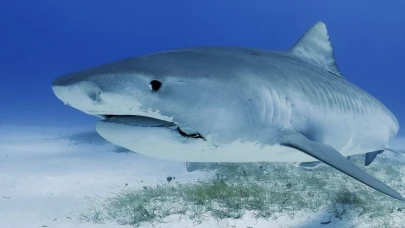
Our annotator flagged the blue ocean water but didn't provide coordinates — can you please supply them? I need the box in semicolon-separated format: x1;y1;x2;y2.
1;0;404;135
1;2;405;227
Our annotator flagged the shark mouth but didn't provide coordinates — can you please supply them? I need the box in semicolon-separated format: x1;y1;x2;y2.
97;115;206;141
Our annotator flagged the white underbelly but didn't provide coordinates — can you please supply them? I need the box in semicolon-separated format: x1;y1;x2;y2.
96;120;378;163
95;112;394;163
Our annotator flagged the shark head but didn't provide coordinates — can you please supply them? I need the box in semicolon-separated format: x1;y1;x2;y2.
52;48;264;161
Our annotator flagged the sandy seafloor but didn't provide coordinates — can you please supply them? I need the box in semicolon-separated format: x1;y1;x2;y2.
1;125;404;228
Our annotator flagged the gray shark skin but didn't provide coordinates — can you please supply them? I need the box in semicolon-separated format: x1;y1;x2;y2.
52;22;403;200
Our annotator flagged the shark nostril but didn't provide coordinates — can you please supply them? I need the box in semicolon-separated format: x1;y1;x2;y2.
88;90;101;102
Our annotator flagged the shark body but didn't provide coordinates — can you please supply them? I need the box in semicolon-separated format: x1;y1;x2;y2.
52;22;403;200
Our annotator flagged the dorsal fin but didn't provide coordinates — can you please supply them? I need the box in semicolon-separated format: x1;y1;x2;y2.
290;21;344;78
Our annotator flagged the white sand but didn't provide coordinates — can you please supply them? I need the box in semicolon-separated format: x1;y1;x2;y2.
0;125;403;228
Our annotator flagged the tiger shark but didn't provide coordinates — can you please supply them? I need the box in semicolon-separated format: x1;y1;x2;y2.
52;22;403;200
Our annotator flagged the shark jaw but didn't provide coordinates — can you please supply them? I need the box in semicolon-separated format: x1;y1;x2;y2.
95;115;220;161
101;115;206;140
97;115;207;140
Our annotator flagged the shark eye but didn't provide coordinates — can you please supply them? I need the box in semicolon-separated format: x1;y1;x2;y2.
149;80;162;92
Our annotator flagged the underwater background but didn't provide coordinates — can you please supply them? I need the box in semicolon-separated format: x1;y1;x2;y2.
1;0;405;130
1;0;405;227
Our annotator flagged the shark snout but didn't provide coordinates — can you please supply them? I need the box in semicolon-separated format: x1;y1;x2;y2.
52;77;102;112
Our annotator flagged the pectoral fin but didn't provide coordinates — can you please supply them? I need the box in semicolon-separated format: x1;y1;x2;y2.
301;156;352;170
280;132;404;201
